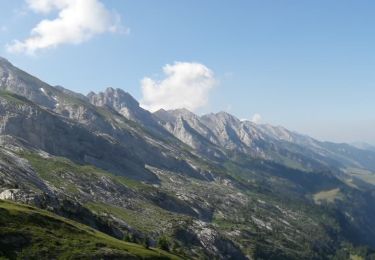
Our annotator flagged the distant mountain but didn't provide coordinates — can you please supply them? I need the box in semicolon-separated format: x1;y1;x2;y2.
1;57;375;259
155;109;375;173
351;142;375;152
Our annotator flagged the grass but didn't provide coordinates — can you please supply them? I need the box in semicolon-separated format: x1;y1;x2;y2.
20;152;81;192
0;91;34;106
313;188;343;204
86;202;190;235
19;151;188;235
19;151;152;193
345;167;375;185
0;200;180;259
354;174;375;185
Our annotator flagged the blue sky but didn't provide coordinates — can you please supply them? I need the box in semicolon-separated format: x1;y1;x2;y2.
0;0;374;144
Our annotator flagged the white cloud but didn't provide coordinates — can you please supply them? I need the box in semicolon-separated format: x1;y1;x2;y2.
7;0;125;54
25;0;67;13
140;62;216;112
251;113;262;124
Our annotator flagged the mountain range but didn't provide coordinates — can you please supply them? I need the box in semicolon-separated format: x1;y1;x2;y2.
0;56;375;259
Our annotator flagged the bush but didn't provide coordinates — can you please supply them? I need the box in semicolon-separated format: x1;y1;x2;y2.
142;237;151;249
123;233;135;243
157;236;170;252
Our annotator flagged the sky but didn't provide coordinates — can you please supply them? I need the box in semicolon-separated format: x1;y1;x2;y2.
0;0;374;144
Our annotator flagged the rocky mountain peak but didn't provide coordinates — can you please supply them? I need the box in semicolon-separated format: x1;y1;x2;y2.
88;87;139;111
88;87;172;137
153;109;175;123
170;108;198;120
154;108;199;123
201;111;241;127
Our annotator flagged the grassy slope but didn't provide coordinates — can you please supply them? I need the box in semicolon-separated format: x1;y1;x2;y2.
20;152;191;234
0;200;180;260
313;188;343;204
345;167;375;185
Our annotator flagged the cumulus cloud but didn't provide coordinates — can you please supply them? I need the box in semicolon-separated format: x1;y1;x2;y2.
7;0;125;54
251;113;262;124
140;62;216;112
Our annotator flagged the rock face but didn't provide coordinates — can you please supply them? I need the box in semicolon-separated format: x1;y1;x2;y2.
154;109;227;160
1;57;375;259
155;109;269;154
0;94;158;181
88;87;173;138
0;57;56;108
0;146;47;192
0;189;19;200
155;109;375;172
88;87;139;113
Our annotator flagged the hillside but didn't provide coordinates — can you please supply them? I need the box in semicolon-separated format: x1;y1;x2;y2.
0;200;178;259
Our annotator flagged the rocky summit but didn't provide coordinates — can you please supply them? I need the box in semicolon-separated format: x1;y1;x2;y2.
1;57;375;259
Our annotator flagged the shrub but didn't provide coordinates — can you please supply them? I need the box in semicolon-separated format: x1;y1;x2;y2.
157;236;170;252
